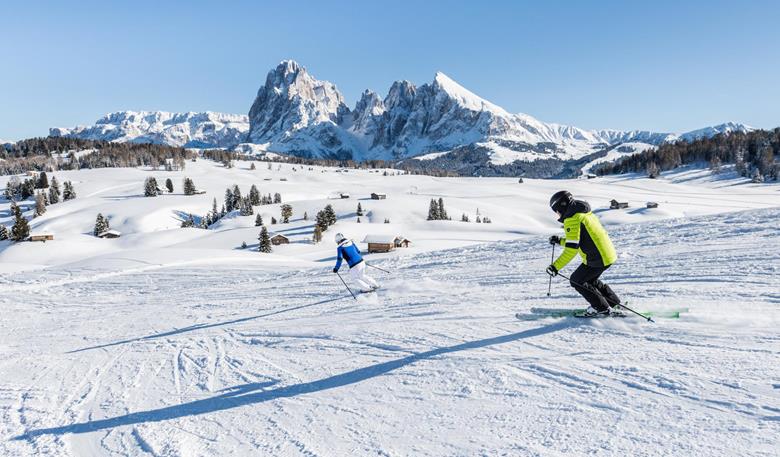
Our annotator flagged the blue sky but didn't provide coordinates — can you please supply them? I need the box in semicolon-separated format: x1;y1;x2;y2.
1;0;778;140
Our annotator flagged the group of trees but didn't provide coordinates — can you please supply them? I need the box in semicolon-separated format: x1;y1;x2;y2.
1;173;76;242
93;213;110;236
1;137;193;176
427;198;450;221
0;203;33;242
593;128;780;181
312;204;337;243
145;177;198;197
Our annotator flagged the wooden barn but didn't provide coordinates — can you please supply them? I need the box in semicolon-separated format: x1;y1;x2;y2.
371;193;387;200
29;233;54;242
97;229;122;239
269;233;289;246
363;235;412;253
610;199;629;209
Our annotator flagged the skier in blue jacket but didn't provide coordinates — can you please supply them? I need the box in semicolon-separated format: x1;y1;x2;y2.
333;233;379;292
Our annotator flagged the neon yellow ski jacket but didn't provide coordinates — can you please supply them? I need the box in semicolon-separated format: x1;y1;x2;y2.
553;200;617;271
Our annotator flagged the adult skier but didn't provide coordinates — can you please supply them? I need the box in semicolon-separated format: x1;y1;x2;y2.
333;233;380;293
546;190;621;316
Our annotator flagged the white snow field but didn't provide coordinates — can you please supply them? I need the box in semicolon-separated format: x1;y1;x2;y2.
1;159;779;456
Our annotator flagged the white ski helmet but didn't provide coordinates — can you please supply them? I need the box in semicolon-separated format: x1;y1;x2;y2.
334;233;346;243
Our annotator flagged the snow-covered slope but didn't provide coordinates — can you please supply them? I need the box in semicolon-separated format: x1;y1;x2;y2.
50;111;249;148
1;180;778;455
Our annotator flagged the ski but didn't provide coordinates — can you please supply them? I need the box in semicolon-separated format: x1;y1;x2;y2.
516;307;688;321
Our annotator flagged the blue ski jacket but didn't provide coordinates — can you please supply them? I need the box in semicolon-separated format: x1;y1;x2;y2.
335;239;363;270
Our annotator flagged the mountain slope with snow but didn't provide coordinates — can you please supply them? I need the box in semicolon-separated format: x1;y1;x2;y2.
48;61;752;170
0;175;777;455
51;111;249;148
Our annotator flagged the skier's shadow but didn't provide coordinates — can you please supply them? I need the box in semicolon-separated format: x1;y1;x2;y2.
66;295;348;354
15;321;571;439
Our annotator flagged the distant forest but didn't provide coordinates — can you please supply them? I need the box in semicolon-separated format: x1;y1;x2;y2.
593;128;779;182
1;137;192;175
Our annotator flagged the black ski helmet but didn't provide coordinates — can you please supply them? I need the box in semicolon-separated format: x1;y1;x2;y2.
549;190;573;214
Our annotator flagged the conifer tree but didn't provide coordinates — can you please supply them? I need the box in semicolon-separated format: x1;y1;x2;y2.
271;217;277;225
211;198;219;219
232;185;242;210
315;210;328;232
165;178;174;193
249;185;260;206
63;181;76;200
250;162;256;170
427;199;439;220
281;204;292;223
37;171;49;189
183;178;196;195
240;196;254;216
94;213;109;236
255;213;263;227
324;204;337;226
303;211;308;221
258;226;272;253
438;197;448;220
144;177;159;197
274;193;282;204
225;188;234;212
34;192;46;217
10;204;30;241
461;213;469;222
356;203;363;216
49;177;61;204
0;225;8;241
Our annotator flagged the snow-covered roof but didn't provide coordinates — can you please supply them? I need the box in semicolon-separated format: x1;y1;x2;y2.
98;229;121;237
363;235;396;244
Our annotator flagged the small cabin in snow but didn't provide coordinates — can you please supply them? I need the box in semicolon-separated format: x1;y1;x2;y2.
363;235;411;253
339;193;350;199
29;233;54;242
97;229;121;239
371;193;387;200
610;199;629;209
269;233;289;246
646;202;659;209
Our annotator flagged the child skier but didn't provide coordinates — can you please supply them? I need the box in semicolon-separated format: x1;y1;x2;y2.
333;233;380;293
546;190;621;316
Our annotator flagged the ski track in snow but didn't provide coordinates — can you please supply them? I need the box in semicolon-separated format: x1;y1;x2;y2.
1;208;780;456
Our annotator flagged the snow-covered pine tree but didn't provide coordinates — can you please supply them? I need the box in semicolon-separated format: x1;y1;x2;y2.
240;196;254;216
315;210;328;232
255;213;263;226
476;215;482;223
356;217;361;223
232;185;242;210
49;177;61;204
34;192;46;217
183;177;197;195
144;177;159;197
324;204;337;226
36;172;49;189
165;178;174;193
438;197;448;220
211;198;219;219
274;193;282;204
646;162;660;179
427;199;439;220
63;181;76;200
356;203;363;216
461;213;469;222
250;162;256;170
10;204;30;241
271;217;277;225
0;225;8;241
249;185;260;206
94;213;109;236
280;204;292;223
241;241;248;249
303;211;308;221
225;188;234;212
258;226;272;253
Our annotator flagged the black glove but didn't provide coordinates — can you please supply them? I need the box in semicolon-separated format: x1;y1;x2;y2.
546;264;558;277
332;268;338;273
549;235;561;245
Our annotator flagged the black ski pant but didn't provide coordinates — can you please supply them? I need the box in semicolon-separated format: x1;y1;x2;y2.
569;264;620;312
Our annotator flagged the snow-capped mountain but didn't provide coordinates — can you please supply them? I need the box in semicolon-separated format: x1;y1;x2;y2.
50;60;752;166
51;111;249;148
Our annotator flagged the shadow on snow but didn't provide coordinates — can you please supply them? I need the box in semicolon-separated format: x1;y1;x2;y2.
17;321;571;439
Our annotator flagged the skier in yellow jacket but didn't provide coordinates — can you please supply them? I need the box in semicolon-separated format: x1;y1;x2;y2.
546;190;621;316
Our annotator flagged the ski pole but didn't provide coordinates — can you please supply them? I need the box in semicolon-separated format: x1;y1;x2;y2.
547;243;555;297
335;271;357;300
555;271;654;323
366;263;390;274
